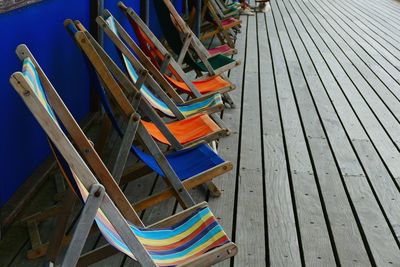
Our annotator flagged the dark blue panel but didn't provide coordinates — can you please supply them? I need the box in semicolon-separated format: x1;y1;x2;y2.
0;0;91;206
149;0;183;38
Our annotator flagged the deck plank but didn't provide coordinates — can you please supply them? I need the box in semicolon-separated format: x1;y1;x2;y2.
233;14;266;267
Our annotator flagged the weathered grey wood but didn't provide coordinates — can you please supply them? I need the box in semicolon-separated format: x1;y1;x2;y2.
257;14;302;267
108;115;139;183
290;0;398;234
297;0;400;183
285;0;400;264
337;0;400;52
268;7;337;265
309;0;400;95
61;185;105;267
207;16;247;267
349;0;400;33
233;15;266;266
272;1;376;265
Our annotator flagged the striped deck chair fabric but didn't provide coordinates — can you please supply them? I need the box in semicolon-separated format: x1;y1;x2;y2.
152;0;238;73
20;56;232;266
106;17;223;118
95;69;228;181
124;10;233;95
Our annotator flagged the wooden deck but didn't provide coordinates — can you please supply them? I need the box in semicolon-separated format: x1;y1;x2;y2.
2;0;400;266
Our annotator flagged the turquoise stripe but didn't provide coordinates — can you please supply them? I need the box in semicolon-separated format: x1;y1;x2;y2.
107;16;175;117
95;217;132;256
177;94;223;113
22;58;57;120
131;208;211;239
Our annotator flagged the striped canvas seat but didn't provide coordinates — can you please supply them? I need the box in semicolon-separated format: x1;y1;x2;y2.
106;17;223;118
21;56;231;267
76;176;230;267
124;13;233;93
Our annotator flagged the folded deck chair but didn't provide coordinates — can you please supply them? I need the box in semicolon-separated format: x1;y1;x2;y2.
103;15;225;119
207;0;240;19
117;2;237;107
213;0;241;18
119;2;239;78
188;0;241;48
99;13;229;132
10;45;237;266
157;0;237;58
67;21;229;150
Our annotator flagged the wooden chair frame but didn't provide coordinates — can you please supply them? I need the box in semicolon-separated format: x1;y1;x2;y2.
163;0;239;59
188;0;241;48
69;21;229;151
117;1;239;98
67;21;233;202
10;44;237;266
117;2;240;108
97;12;229;131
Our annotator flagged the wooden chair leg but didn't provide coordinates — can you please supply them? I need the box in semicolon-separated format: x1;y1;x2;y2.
24;205;62;259
222;92;235;108
61;185;105;267
206;181;222;197
45;190;76;264
24;191;76;260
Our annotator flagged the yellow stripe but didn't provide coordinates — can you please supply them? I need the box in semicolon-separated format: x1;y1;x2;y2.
137;213;214;246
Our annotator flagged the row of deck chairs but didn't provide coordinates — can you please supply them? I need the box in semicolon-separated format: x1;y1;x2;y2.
11;1;243;266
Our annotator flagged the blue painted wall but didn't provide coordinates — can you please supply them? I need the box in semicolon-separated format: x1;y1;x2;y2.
0;0;92;207
0;0;182;207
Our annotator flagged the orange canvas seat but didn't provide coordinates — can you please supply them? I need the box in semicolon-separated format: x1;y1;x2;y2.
165;75;231;95
141;113;221;145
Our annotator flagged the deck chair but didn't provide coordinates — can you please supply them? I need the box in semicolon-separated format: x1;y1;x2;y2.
118;2;238;107
157;0;239;63
66;21;232;199
97;13;229;134
119;2;239;78
213;0;241;18
156;0;237;58
67;21;229;150
188;0;241;48
101;14;225;120
10;45;237;266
